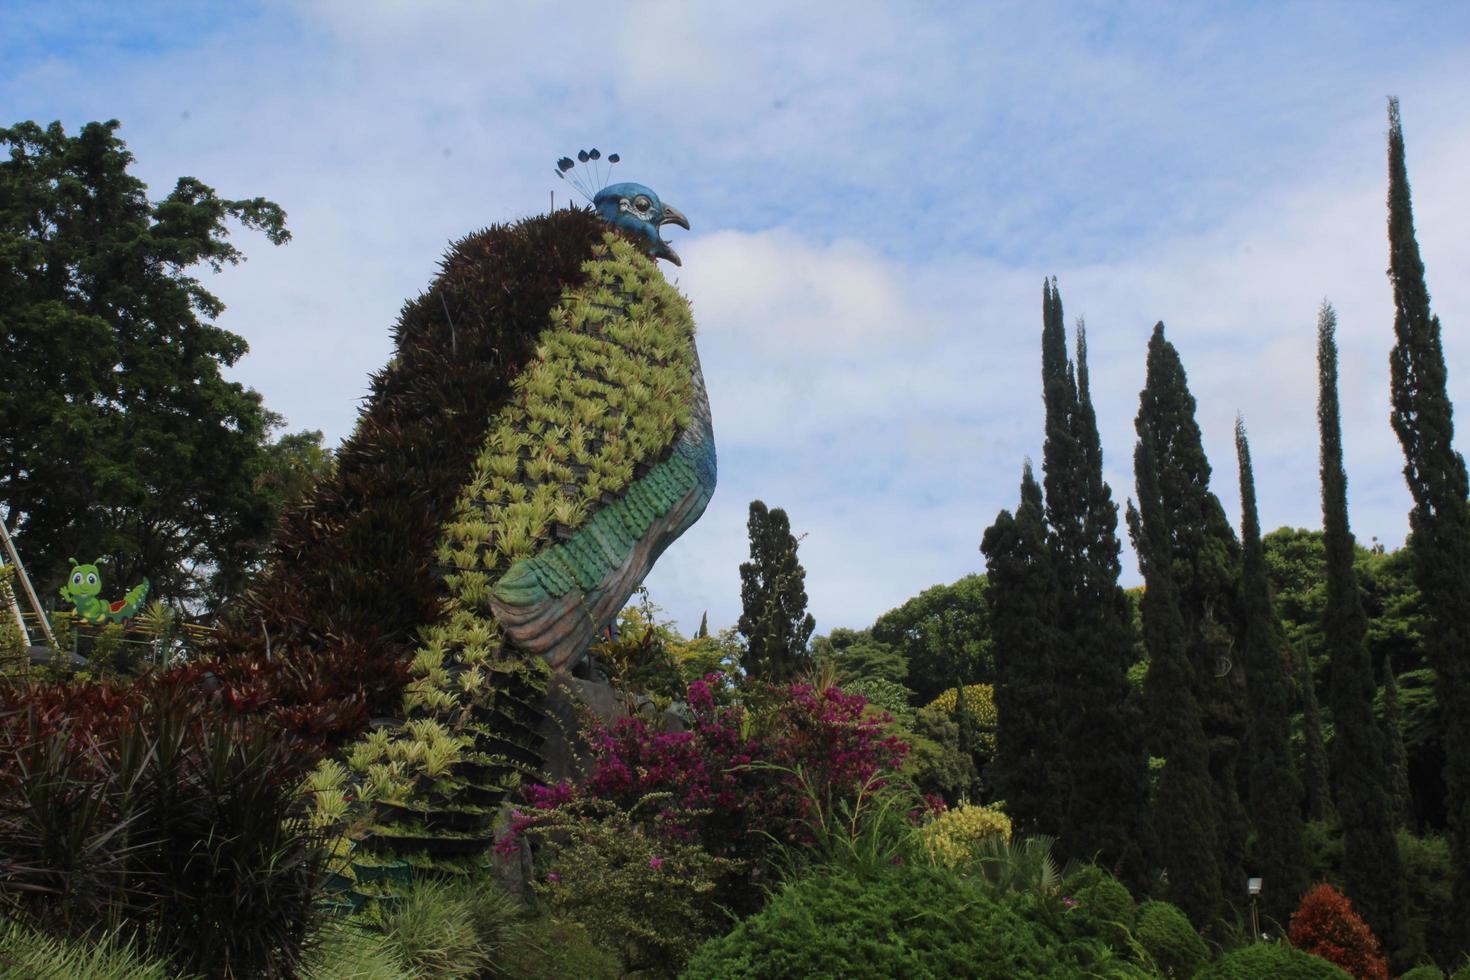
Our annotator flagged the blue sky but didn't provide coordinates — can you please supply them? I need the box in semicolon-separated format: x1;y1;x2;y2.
5;1;1469;637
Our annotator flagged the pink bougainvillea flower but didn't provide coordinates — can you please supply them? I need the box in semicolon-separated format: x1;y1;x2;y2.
546;872;560;883
649;856;665;869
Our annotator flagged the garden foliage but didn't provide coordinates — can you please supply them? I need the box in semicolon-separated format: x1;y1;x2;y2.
0;677;326;977
1289;883;1390;980
504;675;907;882
1194;941;1351;979
682;861;1143;980
1133;900;1210;979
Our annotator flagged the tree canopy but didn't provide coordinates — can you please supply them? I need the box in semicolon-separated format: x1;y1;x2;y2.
738;500;816;682
0;119;292;611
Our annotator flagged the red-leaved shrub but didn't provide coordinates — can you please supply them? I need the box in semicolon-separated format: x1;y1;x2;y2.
1288;882;1389;980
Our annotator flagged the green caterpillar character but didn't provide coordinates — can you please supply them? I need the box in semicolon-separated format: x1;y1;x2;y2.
59;558;150;625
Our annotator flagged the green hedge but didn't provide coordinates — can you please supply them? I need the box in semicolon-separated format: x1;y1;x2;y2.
1195;942;1350;979
682;863;1143;979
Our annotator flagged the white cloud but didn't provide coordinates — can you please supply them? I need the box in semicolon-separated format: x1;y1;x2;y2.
8;0;1470;639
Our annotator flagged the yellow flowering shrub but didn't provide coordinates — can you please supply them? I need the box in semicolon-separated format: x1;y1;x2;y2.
922;683;997;754
919;802;1012;868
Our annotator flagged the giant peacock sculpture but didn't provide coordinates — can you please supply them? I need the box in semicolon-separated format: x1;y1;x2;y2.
209;152;713;880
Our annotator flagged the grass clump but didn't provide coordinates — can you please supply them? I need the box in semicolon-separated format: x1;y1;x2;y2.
0;917;177;980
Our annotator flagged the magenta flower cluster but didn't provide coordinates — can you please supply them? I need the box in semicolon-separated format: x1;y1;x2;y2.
498;675;909;862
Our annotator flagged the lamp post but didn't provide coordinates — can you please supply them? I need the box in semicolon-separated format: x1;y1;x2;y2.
1246;876;1263;939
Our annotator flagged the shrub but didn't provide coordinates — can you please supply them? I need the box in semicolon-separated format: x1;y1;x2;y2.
903;706;978;803
1195;941;1351;979
523;798;741;977
302;873;532;980
1288;883;1388;980
373;877;492;980
841;676;915;726
919;801;1011;867
682;862;1097;979
1135;900;1209;979
923;683;998;753
504;674;908;910
489;915;620;980
303;921;414;980
1063;865;1138;950
0;678;327;977
1399;966;1446;980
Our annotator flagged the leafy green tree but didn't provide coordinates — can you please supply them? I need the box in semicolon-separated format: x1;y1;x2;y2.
1040;284;1151;883
737;500;815;682
1234;418;1309;925
0;119;289;612
1130;436;1222;925
256;418;335;518
1318;301;1408;955
1130;321;1247;902
1385;96;1470;945
812;627;907;687
981;463;1067;837
869;574;990;704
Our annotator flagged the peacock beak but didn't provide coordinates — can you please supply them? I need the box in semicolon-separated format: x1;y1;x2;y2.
653;203;689;266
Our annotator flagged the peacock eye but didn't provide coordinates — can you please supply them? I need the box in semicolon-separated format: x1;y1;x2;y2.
635;197;651;212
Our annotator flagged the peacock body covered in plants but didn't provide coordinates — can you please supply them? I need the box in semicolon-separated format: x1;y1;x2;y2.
208;153;713;872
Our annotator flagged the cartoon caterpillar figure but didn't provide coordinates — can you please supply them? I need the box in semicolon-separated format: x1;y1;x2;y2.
59;558;150;625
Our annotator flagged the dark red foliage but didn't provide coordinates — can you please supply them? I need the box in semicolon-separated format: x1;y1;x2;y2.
206;208;609;743
0;674;328;975
1288;882;1389;980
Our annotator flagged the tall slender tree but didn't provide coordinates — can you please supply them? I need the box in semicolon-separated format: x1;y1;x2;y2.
1130;322;1248;906
1381;653;1412;828
1296;642;1336;822
1385;95;1470;942
982;462;1067;837
1234;417;1309;926
1318;301;1408;954
1129;438;1221;925
737;500;816;682
1040;281;1152;883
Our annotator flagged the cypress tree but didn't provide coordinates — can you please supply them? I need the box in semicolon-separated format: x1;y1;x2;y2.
1385;96;1470;941
1039;281;1152;882
1234;418;1309;926
1382;653;1412;828
1318;301;1408;953
737;500;816;682
982;462;1068;837
1131;322;1249;906
1296;642;1336;822
1129;438;1221;925
696;611;709;640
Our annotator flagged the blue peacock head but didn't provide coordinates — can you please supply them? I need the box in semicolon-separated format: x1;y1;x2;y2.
556;150;689;266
